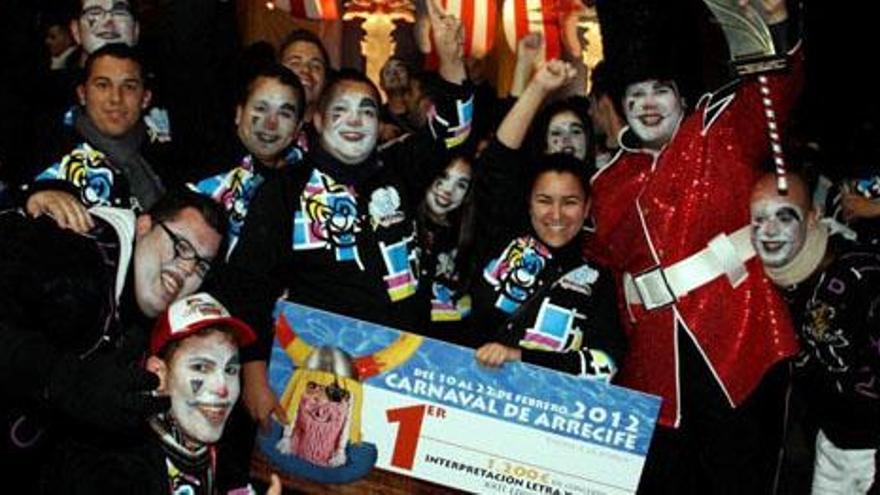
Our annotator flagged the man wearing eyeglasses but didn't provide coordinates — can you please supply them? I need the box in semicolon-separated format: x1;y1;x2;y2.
0;188;226;492
71;0;139;63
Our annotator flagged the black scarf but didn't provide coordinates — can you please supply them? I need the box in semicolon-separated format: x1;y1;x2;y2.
149;414;214;494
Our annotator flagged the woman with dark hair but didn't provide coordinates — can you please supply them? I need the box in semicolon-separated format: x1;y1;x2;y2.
471;61;624;380
526;95;595;173
415;153;478;344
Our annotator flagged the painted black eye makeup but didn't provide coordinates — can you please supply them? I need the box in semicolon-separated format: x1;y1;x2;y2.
776;207;802;223
358;98;378;110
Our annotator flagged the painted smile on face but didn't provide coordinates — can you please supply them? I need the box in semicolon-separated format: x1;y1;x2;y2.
750;199;808;268
76;0;137;54
237;76;300;167
547;111;588;160
426;159;471;217
320;84;379;165
623;80;683;150
167;331;240;446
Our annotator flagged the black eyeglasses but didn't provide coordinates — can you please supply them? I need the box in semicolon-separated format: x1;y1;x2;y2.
80;4;133;24
157;222;212;278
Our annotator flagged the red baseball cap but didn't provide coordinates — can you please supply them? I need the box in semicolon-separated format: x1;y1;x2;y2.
150;293;256;355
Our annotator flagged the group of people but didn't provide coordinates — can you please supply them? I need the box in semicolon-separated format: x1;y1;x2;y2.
0;0;877;493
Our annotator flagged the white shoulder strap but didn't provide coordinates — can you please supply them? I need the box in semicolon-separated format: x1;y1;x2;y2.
89;206;136;303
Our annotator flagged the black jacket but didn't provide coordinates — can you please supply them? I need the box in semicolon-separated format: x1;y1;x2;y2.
211;78;474;362
783;238;880;448
0;208;152;490
469;140;626;378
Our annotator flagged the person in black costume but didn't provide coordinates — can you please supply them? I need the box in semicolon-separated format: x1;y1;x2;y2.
471;60;625;381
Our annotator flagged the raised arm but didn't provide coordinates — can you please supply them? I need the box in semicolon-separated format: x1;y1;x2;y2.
509;33;544;97
428;0;467;85
497;60;577;150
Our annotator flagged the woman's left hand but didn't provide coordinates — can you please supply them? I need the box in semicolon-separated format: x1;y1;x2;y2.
475;342;522;368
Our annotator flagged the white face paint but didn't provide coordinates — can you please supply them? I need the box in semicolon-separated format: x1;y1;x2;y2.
750;199;808;268
426;159;472;217
381;59;409;92
546;111;588;160
166;331;240;446
76;0;138;54
237;76;300;167
623;80;683;150
320;83;379;165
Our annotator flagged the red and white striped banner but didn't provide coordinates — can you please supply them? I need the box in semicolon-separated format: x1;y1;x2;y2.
273;0;340;20
502;0;563;61
426;0;497;59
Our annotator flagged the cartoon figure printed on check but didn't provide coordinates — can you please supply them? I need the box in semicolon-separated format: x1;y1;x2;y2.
264;314;422;483
276;346;360;467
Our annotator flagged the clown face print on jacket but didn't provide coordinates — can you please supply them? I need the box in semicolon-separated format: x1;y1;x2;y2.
623;80;684;150
316;80;380;165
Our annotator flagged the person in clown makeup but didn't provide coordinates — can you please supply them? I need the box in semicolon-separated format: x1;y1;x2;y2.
585;0;802;491
750;172;880;495
190;64;305;260
413;153;478;344
44;293;284;495
208;0;475;484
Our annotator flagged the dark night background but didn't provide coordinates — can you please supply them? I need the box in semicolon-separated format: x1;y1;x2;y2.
0;0;874;183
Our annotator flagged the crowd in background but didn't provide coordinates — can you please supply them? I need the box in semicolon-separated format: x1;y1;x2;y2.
0;0;879;494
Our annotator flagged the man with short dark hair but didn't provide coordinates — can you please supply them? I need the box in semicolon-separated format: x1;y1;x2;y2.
25;43;169;231
279;29;331;129
586;60;624;170
0;188;226;492
191;64;305;259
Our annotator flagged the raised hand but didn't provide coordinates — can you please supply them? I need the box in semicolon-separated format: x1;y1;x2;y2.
530;59;578;94
738;0;787;24
517;32;544;66
426;0;464;64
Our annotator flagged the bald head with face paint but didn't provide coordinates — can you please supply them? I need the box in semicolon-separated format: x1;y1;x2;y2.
749;173;818;269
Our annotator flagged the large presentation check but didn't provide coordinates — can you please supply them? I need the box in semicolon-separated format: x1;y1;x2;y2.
259;301;661;495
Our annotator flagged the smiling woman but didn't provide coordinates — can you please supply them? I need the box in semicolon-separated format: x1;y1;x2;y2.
469;60;624;381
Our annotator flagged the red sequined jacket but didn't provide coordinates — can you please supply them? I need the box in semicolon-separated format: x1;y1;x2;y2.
587;47;804;428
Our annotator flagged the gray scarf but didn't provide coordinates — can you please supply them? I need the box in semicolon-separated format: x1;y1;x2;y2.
75;110;165;209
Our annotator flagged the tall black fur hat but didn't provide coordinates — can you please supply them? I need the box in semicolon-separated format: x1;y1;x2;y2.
595;0;705;107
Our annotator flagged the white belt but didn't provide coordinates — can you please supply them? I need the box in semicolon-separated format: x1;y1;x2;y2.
623;225;755;311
